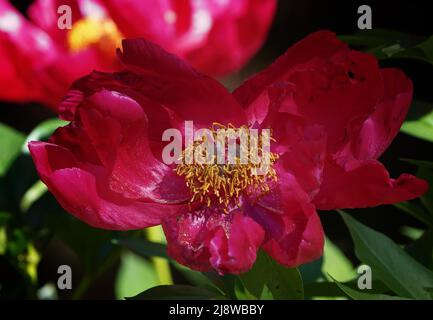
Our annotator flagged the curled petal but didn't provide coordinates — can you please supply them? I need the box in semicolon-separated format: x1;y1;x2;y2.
29;141;184;230
259;84;327;198
314;159;428;210
345;68;413;160
163;208;264;274
117;38;247;127
235;30;383;152
249;172;324;267
74;90;190;203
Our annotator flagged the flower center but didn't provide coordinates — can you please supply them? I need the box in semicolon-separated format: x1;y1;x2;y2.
67;18;123;54
175;123;279;211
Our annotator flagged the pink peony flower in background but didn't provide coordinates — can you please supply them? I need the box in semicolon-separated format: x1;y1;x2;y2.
0;0;276;110
29;31;428;274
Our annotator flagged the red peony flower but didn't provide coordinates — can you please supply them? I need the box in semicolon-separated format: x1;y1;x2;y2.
0;0;276;110
29;31;428;274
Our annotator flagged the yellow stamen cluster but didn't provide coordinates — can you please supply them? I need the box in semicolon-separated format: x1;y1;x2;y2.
175;123;279;212
67;18;123;55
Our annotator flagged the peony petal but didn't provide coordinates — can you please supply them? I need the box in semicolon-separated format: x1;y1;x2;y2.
259;83;327;198
234;30;346;108
313;159;428;210
344;68;413;161
103;0;276;76
162;207;264;274
29;141;184;230
117;38;248;127
248;172;324;267
74;90;190;203
0;0;56;104
184;0;276;76
234;30;383;152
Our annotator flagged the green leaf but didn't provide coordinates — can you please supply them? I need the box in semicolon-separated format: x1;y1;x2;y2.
394;201;432;227
304;280;390;298
0;211;11;225
401;159;433;169
339;29;421;49
22;118;68;153
406;229;433;269
417;167;433;215
0;226;6;255
0;123;25;176
331;277;410;300
20;180;47;212
340;30;433;65
240;251;303;300
340;211;433;299
299;257;323;284
323;237;356;282
394;35;433;64
113;237;168;258
129;285;221;300
401;101;433;143
115;251;159;300
172;262;219;290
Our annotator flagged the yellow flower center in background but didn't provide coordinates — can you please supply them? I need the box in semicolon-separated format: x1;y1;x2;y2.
67;18;123;55
175;123;279;212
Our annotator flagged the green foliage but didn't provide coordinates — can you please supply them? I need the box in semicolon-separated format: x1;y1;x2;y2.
340;29;433;65
0;123;25;177
129;285;222;300
340;211;433;299
332;277;410;300
240;251;304;300
401;101;433;143
115;251;159;299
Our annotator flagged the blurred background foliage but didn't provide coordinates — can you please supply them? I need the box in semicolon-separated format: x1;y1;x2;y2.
1;0;433;299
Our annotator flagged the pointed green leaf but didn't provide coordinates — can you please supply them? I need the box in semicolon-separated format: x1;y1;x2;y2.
129;285;221;300
115;251;159;299
240;251;303;300
323;237;356;282
0;123;25;176
340;211;433;299
331;277;410;300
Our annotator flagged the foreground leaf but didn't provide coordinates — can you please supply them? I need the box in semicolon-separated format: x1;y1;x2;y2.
115;251;159;299
401;102;433;143
240;251;303;300
332;277;410;300
22;119;68;153
113;237;168;258
0;123;25;176
129;285;221;300
340;211;433;299
323;237;356;282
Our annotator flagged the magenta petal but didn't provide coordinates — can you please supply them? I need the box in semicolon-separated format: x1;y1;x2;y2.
76;90;190;203
347;68;413;160
314;159;428;210
163;208;264;274
29;141;183;230
117;38;248;127
0;0;56;104
248;172;324;267
208;213;265;275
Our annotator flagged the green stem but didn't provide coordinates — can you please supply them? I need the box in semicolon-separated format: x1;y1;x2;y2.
146;226;173;285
